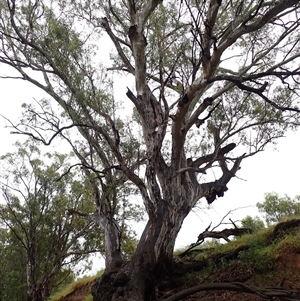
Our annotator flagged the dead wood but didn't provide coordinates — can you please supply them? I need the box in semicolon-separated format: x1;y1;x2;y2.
179;219;251;257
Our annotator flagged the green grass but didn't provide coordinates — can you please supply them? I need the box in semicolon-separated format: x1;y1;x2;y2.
175;219;300;279
274;234;300;256
49;219;300;300
83;295;93;301
48;272;102;301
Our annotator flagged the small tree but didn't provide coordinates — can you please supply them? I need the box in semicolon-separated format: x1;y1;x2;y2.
257;192;300;226
241;215;265;232
0;141;100;301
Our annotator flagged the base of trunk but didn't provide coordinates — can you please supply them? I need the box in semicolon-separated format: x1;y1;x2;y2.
91;259;175;301
91;269;126;301
92;200;190;301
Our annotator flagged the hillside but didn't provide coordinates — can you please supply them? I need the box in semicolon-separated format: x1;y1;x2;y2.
50;219;300;301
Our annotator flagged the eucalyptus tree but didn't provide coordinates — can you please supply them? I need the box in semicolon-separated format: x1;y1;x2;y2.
257;193;300;225
241;215;265;232
1;0;300;300
0;140;101;301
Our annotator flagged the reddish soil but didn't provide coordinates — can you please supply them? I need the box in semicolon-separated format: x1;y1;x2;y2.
178;252;300;301
58;282;92;301
59;252;300;301
56;220;300;301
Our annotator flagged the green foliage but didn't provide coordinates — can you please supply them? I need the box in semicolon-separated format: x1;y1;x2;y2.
1;1;300;298
0;228;27;301
51;219;300;300
0;140;100;300
257;193;300;225
0;137;143;299
238;243;275;274
186;227;278;276
241;215;265;232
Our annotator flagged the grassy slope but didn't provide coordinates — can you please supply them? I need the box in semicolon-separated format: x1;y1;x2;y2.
48;275;99;301
48;218;300;301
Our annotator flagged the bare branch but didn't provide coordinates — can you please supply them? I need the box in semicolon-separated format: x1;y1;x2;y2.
101;17;135;74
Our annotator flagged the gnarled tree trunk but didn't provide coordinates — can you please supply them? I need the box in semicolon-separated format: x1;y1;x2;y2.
92;197;191;301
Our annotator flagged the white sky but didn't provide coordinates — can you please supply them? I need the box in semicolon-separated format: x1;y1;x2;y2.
0;0;299;281
1;47;300;275
177;129;300;248
1;73;299;244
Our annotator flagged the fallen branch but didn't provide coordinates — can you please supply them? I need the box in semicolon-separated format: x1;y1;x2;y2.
175;245;249;275
179;217;251;257
196;226;251;243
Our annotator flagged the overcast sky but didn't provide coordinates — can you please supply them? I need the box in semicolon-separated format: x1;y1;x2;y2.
1;64;300;275
1;72;299;240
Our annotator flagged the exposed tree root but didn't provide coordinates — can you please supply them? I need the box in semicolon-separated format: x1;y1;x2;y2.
159;282;300;301
271;219;300;240
213;245;250;262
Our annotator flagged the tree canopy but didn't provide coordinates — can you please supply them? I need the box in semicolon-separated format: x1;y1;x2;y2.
241;215;265;232
257;192;300;226
0;141;100;301
1;0;300;300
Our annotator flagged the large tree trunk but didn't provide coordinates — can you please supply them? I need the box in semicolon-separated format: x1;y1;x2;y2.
91;198;190;301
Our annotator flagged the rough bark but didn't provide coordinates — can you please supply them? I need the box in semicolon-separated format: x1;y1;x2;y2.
92;196;191;301
98;214;124;271
197;226;251;243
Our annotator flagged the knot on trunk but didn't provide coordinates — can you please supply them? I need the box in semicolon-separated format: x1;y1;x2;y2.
128;24;137;38
206;185;228;204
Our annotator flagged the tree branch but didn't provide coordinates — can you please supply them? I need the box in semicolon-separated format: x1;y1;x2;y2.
101;17;135;74
140;0;163;27
231;80;300;113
